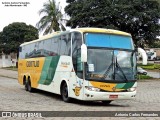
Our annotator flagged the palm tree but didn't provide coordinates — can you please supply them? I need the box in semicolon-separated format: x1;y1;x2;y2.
36;0;66;35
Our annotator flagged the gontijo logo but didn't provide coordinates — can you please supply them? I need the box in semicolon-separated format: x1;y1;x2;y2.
26;61;39;67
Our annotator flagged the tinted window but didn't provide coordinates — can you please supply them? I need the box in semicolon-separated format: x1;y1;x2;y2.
72;32;83;78
59;35;67;55
19;33;71;59
72;32;82;58
59;33;71;56
65;33;71;56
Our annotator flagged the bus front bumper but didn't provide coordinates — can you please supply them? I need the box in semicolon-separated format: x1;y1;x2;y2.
83;90;136;101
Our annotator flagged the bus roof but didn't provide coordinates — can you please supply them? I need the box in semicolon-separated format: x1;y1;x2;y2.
75;28;131;36
20;28;131;46
20;31;62;46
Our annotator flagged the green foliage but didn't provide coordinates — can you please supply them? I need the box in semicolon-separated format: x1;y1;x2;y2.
37;0;66;35
0;22;38;54
149;40;160;48
138;63;160;70
138;74;153;80
65;0;160;48
0;32;3;53
141;65;155;70
153;64;160;69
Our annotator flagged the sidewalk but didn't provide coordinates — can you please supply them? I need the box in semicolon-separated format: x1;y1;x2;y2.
0;68;18;79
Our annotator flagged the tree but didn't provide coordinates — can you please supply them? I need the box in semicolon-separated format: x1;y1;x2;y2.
65;0;160;48
36;0;65;35
1;22;38;54
149;39;160;48
0;32;3;54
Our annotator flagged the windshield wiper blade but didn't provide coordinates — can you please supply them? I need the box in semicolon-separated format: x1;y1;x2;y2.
101;62;113;80
101;51;114;80
115;58;128;82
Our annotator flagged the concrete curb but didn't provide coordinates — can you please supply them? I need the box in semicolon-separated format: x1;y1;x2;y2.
0;75;17;79
0;68;18;80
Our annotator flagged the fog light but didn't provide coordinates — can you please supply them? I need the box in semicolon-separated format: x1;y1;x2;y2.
85;94;90;97
85;86;100;92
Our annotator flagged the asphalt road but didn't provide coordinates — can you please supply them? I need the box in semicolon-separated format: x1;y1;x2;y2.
0;77;160;120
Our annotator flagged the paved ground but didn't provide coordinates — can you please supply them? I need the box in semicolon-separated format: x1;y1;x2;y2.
0;68;17;79
0;69;160;120
147;71;160;78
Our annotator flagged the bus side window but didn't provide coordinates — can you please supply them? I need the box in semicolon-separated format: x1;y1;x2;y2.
72;32;82;58
72;32;83;78
65;33;71;56
43;38;52;56
51;37;59;56
57;37;61;55
59;35;66;55
59;34;71;56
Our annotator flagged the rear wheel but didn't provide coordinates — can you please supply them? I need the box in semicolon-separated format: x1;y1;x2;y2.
61;82;71;102
25;78;33;92
27;79;33;92
25;80;28;91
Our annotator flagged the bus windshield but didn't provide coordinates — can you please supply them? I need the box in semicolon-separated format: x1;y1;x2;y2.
85;33;136;82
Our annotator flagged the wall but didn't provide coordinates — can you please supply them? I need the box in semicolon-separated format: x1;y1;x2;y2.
0;54;17;68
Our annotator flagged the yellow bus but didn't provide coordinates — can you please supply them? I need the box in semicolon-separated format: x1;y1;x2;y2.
18;28;137;104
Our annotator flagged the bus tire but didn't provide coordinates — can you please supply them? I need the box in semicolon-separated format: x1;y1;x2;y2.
24;80;28;91
102;100;112;105
61;82;71;102
27;78;33;92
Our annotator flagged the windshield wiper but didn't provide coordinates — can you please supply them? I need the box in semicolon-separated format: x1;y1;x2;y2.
101;62;113;80
115;57;128;82
101;51;114;80
101;50;130;82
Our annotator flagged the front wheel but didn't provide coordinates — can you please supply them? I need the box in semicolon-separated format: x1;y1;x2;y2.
61;82;71;102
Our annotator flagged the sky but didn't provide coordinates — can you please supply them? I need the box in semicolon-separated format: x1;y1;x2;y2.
0;0;67;34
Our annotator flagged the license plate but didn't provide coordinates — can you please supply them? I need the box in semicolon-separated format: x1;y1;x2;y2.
109;95;118;99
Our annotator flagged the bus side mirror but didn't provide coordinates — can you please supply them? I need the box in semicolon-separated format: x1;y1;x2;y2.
135;48;138;53
81;44;87;62
19;47;22;52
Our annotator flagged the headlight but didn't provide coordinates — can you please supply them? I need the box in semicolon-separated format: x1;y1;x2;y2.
127;87;136;92
85;86;100;92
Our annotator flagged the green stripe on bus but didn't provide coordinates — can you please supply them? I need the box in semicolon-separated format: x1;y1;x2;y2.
38;56;60;85
122;82;135;89
115;83;125;89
